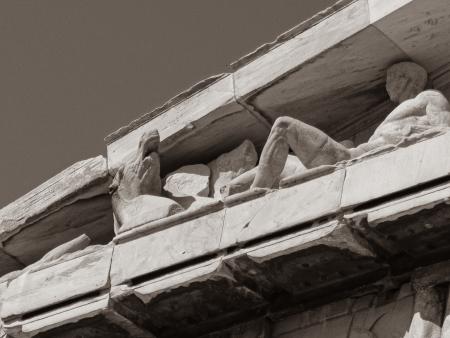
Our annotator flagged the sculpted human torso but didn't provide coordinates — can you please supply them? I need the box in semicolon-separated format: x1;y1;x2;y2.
369;90;450;145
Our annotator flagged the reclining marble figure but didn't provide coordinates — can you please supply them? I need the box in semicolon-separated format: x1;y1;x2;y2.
109;130;183;233
224;62;450;193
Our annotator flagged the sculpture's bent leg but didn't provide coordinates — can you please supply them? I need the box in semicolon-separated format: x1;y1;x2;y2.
252;116;351;189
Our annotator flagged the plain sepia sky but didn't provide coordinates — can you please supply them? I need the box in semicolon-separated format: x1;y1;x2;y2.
0;0;336;207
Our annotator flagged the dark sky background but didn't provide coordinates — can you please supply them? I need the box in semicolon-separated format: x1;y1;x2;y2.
0;0;336;207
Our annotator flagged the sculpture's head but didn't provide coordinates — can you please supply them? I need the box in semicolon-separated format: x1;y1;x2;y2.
386;62;428;103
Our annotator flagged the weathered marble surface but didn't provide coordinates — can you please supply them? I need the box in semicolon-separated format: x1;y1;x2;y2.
4;1;450;337
208;140;258;199
0;156;113;270
3;293;154;338
111;208;225;286
371;0;450;74
164;164;210;198
221;154;305;198
342;131;450;208
163;164;214;209
110;130;184;234
112;258;265;337
221;168;345;249
1;245;113;320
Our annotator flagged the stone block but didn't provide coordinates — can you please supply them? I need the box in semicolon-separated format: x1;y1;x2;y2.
110;208;225;286
164;164;210;198
1;245;113;320
208;140;258;199
3;293;154;338
341;132;450;209
111;258;265;338
220;169;345;249
347;181;450;263
225;221;382;303
163;164;213;209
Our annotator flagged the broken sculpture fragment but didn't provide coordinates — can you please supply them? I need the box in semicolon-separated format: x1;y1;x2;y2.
109;130;183;233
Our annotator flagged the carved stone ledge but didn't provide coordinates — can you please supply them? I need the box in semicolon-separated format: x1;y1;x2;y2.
224;221;384;305
346;180;450;270
110;209;226;286
3;293;155;338
341;131;450;209
111;258;265;338
0;245;113;322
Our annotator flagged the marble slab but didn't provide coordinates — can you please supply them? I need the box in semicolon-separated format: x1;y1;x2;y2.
341;132;450;209
371;0;450;74
1;245;113;320
110;209;225;286
220;169;346;249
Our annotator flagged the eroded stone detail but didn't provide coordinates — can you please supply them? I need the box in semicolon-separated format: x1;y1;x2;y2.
220;154;304;198
163;164;213;209
208;140;258;199
110;130;183;233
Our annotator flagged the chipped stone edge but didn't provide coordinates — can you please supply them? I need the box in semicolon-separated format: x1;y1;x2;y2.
113;200;224;244
239;221;375;264
113;258;231;305
279;165;340;188
345;181;450;226
3;293;109;337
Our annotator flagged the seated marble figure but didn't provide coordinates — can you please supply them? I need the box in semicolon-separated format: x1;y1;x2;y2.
223;62;450;195
109;130;183;234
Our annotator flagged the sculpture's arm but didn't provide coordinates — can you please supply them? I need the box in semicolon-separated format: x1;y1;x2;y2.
380;96;427;124
421;90;450;126
377;90;450;127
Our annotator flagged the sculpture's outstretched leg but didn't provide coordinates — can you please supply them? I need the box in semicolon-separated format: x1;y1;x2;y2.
252;116;351;189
